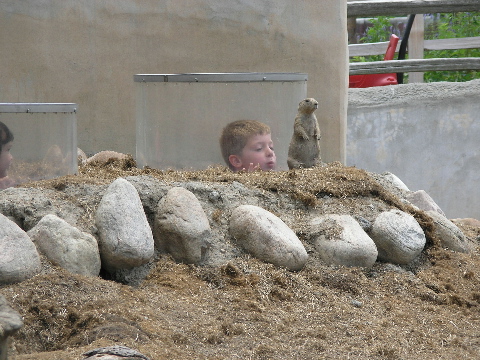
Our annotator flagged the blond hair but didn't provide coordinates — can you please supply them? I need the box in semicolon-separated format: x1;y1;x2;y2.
219;120;271;170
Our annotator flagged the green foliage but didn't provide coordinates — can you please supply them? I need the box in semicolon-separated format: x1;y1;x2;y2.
356;16;395;62
360;16;393;43
423;12;480;82
351;12;480;82
426;12;480;39
350;56;371;63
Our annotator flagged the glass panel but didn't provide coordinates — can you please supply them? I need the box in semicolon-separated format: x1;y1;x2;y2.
0;103;77;188
135;73;307;170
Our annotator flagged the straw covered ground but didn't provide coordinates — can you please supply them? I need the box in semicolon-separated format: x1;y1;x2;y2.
2;158;480;360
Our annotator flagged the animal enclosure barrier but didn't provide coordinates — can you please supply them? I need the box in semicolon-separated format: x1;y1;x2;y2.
0;103;78;186
134;73;307;170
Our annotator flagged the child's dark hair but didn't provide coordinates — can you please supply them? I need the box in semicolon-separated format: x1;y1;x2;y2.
0;121;14;151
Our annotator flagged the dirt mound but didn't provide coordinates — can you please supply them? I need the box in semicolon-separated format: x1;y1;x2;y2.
2;159;480;359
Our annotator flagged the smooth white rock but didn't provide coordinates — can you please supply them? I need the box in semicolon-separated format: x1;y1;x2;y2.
229;205;308;271
406;190;445;217
309;214;378;268
370;209;426;265
0;213;41;284
382;172;410;191
95;178;154;272
426;210;471;253
28;214;101;276
154;187;211;264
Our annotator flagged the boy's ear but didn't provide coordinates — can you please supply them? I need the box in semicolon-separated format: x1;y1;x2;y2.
228;154;243;170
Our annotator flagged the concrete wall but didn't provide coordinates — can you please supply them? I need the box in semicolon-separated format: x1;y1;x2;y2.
0;0;348;163
347;80;480;219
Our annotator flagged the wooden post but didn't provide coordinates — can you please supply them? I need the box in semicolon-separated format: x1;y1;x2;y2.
348;17;358;44
409;14;425;83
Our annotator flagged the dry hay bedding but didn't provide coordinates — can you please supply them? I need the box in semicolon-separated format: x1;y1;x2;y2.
1;158;480;360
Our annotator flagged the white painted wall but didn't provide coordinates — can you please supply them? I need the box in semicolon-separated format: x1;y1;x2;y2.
347;80;480;219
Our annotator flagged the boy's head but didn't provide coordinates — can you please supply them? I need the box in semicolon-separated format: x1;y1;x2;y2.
0;121;13;152
0;121;13;177
220;120;276;171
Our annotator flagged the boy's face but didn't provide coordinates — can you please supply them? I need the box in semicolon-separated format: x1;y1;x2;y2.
229;133;276;171
0;141;13;177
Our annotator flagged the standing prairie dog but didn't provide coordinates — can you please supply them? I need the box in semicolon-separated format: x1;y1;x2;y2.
287;98;322;169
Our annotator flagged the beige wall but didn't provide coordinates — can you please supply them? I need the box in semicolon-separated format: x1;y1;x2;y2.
0;0;347;163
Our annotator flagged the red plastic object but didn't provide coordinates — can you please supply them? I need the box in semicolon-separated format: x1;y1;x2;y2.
349;34;399;88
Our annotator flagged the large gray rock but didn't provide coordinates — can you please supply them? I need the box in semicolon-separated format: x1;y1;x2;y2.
27;214;101;277
153;187;211;264
0;295;23;360
229;205;308;271
406;190;445;217
427;210;471;253
309;214;378;268
95;178;154;272
0;213;41;285
382;172;410;191
370;209;426;265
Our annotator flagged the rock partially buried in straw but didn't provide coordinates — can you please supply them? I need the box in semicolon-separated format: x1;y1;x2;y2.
86;150;128;164
154;187;211;265
95;178;155;272
370;209;426;265
229;204;308;271
0;213;42;285
427;210;471;253
406;190;445;217
309;214;378;268
27;214;101;277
